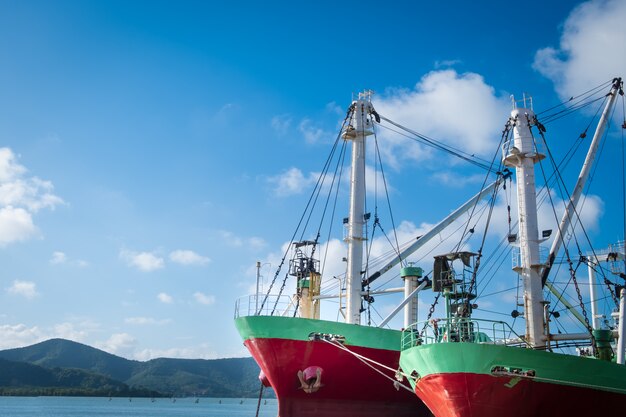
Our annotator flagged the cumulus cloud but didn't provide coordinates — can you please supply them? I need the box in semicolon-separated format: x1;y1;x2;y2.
0;148;26;181
169;250;211;266
0;323;43;349
0;149;63;212
487;183;604;242
0;321;97;350
50;251;67;264
533;0;626;99
0;148;63;247
218;230;266;249
157;292;173;304
373;69;510;167
120;249;164;272
97;333;137;357
133;343;218;361
298;119;331;144
0;206;38;246
6;280;39;299
52;322;89;342
49;251;88;267
193;292;215;305
268;167;319;196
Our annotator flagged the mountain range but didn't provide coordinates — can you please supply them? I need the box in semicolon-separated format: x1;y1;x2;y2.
0;339;267;398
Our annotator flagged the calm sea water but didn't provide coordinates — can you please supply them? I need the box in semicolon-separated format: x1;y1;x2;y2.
0;396;278;417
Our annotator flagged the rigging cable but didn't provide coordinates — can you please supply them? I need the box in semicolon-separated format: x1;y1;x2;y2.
536;96;620;307
258;105;354;315
530;113;594;340
536;79;613;120
622;86;626;276
377;115;496;172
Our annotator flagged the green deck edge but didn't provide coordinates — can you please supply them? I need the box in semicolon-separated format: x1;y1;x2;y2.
235;315;403;351
400;342;626;394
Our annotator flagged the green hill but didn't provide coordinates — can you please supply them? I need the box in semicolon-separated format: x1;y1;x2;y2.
0;338;138;382
127;357;264;397
0;339;267;398
0;358;159;397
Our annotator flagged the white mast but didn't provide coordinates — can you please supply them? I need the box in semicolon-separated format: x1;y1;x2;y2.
343;91;374;325
503;97;546;348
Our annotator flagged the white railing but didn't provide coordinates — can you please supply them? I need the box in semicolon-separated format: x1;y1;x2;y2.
234;294;297;318
501;135;546;163
401;317;528;350
511;245;548;269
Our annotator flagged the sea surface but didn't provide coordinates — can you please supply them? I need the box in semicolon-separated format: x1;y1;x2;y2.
0;396;278;417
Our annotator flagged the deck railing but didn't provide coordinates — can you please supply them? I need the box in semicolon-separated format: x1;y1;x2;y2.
234;294;297;319
401;317;529;350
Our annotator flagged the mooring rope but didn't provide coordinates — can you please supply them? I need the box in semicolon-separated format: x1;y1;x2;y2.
320;338;414;393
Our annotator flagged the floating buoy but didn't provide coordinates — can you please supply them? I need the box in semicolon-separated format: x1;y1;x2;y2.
258;370;271;387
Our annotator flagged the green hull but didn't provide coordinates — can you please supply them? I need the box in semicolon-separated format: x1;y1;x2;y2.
400;342;626;417
235;315;403;350
401;342;626;392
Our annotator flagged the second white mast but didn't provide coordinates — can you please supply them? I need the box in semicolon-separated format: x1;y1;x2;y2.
343;92;375;325
503;99;546;348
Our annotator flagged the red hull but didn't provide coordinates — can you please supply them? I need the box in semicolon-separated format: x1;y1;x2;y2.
246;338;431;417
416;372;625;417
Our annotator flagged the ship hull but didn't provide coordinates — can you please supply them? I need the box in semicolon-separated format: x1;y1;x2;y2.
400;342;626;417
236;315;431;417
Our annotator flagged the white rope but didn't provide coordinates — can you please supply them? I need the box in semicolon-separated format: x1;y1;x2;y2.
321;339;415;393
324;336;626;395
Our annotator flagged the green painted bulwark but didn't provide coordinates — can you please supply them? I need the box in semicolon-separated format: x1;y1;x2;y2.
400;342;626;394
235;315;403;351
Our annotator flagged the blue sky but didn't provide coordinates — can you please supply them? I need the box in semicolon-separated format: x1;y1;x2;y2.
0;0;625;359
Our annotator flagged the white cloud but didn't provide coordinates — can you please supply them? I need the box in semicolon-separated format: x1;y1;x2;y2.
271;114;292;135
6;280;39;299
533;0;626;100
50;251;88;267
487;183;604;242
218;230;266;249
0;206;38;246
0;148;26;182
298;118;329;144
50;251;67;264
325;101;343;116
52;322;89;342
0;169;64;214
0;323;43;349
97;333;137;358
133;343;218;361
157;292;173;304
248;237;267;250
169;249;211;266
431;172;486;188
373;69;510;168
219;230;243;246
0;148;63;247
193;292;215;305
120;249;164;272
0;320;98;350
268;167;318;196
124;317;172;325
